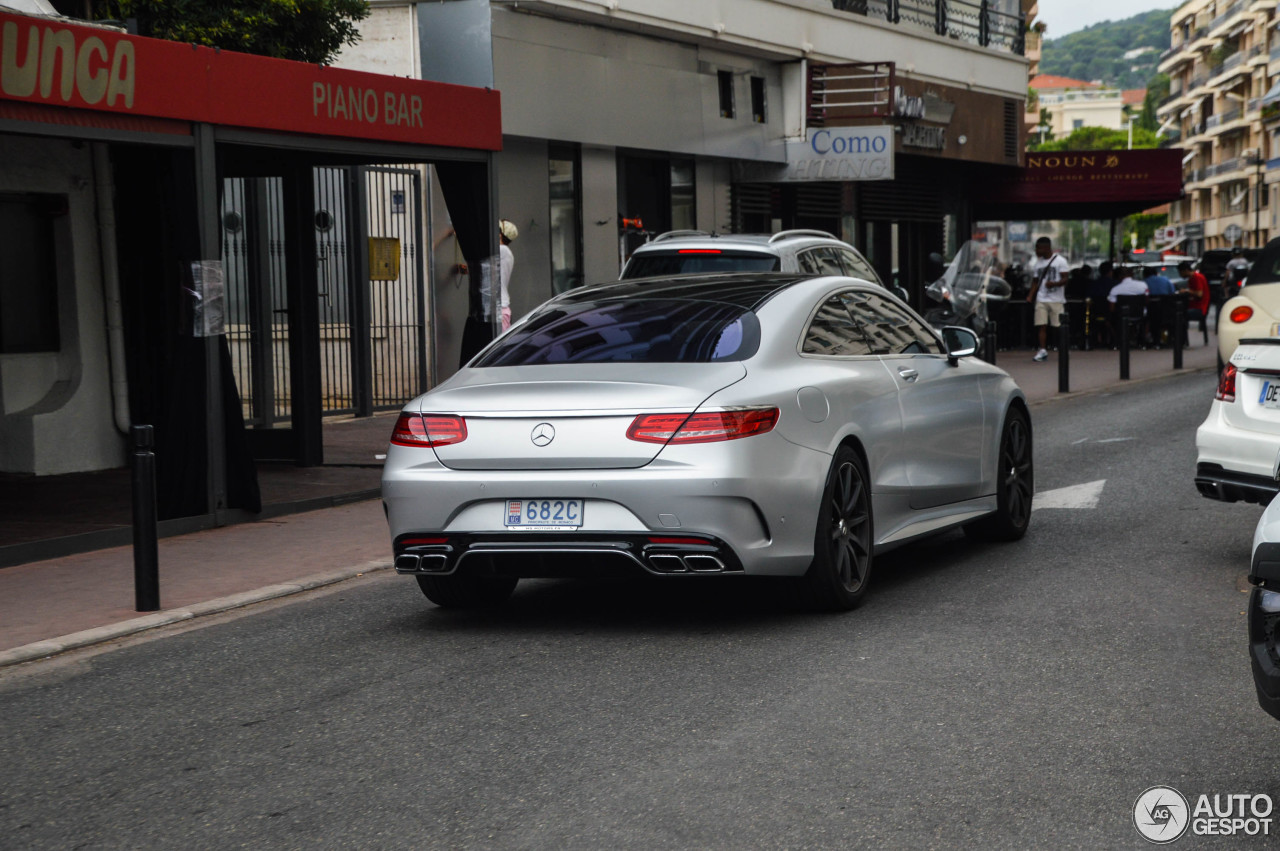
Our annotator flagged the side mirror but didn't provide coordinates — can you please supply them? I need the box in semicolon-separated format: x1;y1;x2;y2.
891;285;910;304
941;325;979;364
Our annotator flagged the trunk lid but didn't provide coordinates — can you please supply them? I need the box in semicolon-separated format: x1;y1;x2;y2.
418;363;747;470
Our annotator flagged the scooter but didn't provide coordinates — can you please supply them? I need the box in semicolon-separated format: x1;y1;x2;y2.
921;240;1011;336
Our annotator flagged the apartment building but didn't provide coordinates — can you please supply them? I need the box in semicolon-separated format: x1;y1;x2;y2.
1158;0;1276;255
1030;74;1127;138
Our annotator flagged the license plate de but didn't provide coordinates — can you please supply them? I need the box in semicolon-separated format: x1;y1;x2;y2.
1261;380;1280;410
504;499;584;530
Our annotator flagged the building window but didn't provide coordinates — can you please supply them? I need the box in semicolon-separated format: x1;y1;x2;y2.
671;160;696;231
1072;118;1084;129
0;193;63;354
548;144;583;294
750;76;767;123
718;70;735;118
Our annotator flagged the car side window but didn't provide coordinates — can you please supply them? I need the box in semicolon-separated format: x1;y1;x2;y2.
844;291;943;355
802;293;875;356
813;247;845;276
797;250;822;275
839;249;883;285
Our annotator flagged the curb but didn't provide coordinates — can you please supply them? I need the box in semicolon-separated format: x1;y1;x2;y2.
0;560;391;669
1024;363;1216;407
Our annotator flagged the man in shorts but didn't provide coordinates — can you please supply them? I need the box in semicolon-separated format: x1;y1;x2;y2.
1026;236;1070;362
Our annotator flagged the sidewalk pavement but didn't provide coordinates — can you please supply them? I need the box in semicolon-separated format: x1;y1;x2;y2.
0;339;1220;668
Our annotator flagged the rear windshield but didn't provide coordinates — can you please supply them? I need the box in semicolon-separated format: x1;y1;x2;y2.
472;298;761;365
1245;249;1280;287
622;251;780;279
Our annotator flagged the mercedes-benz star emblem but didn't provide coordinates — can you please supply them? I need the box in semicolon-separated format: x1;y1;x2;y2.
531;423;556;447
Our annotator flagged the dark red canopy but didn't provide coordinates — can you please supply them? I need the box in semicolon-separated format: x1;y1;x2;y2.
975;148;1185;220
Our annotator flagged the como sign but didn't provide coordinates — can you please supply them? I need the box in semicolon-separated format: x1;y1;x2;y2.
784;126;893;182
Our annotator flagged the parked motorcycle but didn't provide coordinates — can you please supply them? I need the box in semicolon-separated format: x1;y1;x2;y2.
921;240;1011;336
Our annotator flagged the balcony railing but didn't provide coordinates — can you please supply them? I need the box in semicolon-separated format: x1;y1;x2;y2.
1205;107;1243;128
1209;51;1247;80
1210;0;1245;31
830;0;1026;55
1037;89;1122;104
1159;84;1185;107
1249;96;1263;113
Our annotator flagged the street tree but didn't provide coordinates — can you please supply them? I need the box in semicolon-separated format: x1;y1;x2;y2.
103;0;370;64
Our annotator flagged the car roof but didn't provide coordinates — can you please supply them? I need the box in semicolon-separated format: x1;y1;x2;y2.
551;272;836;311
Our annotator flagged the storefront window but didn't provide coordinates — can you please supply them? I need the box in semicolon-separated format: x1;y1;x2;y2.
549;145;583;294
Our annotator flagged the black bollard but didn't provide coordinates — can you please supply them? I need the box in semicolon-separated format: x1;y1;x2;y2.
131;424;160;612
984;320;998;365
1173;293;1187;369
1119;305;1131;380
1058;312;1070;393
1083;297;1092;352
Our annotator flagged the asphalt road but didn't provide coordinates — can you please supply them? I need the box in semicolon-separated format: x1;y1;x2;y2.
3;370;1278;850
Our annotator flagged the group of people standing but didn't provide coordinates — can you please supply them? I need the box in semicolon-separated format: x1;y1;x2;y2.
1024;236;1212;360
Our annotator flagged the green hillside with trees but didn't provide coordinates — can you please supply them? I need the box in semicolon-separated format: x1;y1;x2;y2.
1039;8;1174;89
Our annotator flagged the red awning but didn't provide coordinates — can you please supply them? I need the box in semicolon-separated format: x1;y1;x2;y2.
976;148;1185;220
0;10;501;151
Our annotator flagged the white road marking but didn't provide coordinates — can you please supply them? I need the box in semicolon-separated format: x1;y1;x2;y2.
1095;437;1134;444
1032;479;1106;511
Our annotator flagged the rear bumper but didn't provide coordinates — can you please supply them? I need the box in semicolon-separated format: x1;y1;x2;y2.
393;531;744;578
1195;403;1280;503
381;436;833;576
1195;463;1280;504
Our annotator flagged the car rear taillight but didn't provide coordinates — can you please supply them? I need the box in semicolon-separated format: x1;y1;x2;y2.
1230;305;1255;324
390;413;468;447
1216;363;1237;403
626;408;779;444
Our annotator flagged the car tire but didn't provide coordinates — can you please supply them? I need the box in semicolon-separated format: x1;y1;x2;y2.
416;574;518;608
964;407;1033;542
799;446;873;612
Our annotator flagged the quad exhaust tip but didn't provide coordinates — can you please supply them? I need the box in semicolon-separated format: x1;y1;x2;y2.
395;553;449;574
646;553;727;573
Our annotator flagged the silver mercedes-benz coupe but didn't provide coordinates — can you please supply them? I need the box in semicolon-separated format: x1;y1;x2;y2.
382;273;1032;611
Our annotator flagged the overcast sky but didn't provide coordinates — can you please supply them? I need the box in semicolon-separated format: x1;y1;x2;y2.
1036;0;1179;38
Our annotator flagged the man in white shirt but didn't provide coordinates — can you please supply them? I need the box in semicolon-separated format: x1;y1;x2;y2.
1027;236;1070;362
1107;267;1149;302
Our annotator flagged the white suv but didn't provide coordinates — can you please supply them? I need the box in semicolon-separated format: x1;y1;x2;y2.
621;230;890;289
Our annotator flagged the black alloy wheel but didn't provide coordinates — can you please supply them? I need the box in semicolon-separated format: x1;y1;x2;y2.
965;407;1033;542
801;446;873;611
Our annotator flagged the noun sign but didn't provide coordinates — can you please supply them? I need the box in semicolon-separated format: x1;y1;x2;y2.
783;126;894;182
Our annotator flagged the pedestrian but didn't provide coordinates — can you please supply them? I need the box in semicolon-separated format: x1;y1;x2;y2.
1226;247;1251;298
1088;261;1117;348
1179;260;1210;343
1026;236;1070;362
498;219;518;331
1107;266;1149;301
1144;265;1176;296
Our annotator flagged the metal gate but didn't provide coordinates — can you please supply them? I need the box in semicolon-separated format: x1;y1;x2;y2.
363;166;427;411
222;165;427;431
222;176;291;428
